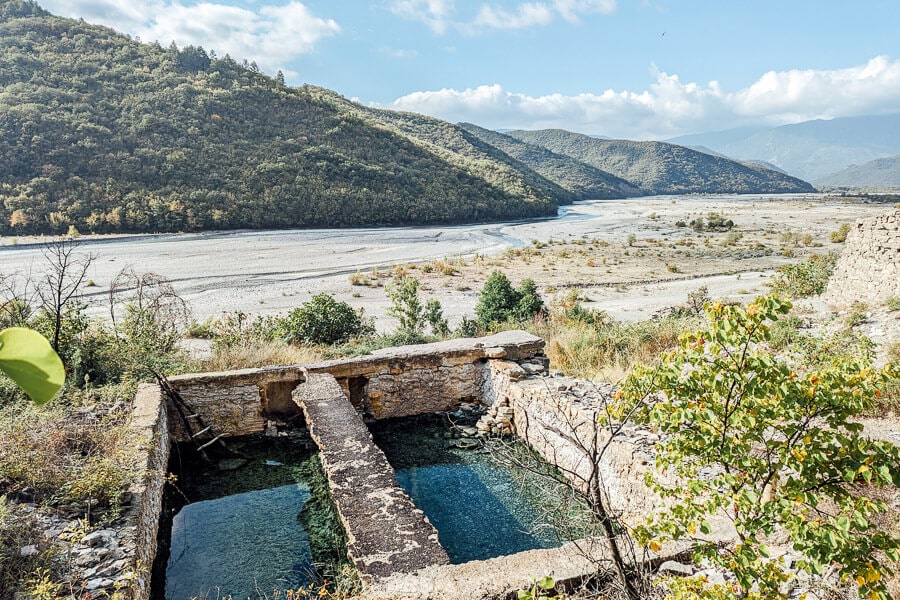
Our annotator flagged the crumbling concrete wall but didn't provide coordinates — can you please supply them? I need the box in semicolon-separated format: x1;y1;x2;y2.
165;332;546;441
824;210;900;306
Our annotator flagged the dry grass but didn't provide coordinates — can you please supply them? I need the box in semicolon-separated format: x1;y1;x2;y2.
0;402;133;516
192;341;324;372
528;315;699;380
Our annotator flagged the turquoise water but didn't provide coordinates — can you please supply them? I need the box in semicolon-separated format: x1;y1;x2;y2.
371;414;574;563
166;484;314;600
160;435;340;600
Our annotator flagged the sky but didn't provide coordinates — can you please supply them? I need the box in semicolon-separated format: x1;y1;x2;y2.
37;0;900;140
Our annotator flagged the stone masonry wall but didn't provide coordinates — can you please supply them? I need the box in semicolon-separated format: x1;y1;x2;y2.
166;367;305;441
164;332;546;441
482;361;665;528
824;210;900;306
127;383;170;600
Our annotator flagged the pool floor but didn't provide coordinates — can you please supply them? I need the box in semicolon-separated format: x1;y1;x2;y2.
370;413;580;563
159;434;343;600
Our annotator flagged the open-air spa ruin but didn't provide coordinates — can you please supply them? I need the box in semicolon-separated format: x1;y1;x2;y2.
111;330;682;600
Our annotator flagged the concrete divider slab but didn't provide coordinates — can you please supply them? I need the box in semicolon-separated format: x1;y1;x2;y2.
293;373;450;581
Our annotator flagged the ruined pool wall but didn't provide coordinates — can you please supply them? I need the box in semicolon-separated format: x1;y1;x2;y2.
122;330;684;600
481;360;665;528
126;383;170;599
165;331;546;442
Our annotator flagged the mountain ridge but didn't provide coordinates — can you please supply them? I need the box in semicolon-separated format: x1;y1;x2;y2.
667;114;900;181
0;3;564;234
507;129;815;195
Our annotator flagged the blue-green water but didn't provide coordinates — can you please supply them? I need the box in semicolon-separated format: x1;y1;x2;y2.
159;435;343;600
371;414;575;563
166;484;313;600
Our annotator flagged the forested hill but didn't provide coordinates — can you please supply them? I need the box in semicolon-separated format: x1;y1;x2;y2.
307;88;581;206
457;123;642;200
507;129;816;195
0;3;563;235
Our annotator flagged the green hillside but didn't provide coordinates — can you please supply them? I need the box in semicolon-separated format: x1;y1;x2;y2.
308;90;579;206
507;129;816;195
457;123;642;200
0;2;561;235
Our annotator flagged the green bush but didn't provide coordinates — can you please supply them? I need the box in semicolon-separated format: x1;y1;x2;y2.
386;276;426;335
625;297;900;600
475;272;545;327
830;223;852;243
283;294;371;346
769;252;838;298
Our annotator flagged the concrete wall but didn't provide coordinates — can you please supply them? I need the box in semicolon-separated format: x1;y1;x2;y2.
127;383;170;599
165;332;546;441
825;210;900;307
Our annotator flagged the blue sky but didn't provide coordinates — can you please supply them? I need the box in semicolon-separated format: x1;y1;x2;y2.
39;0;900;139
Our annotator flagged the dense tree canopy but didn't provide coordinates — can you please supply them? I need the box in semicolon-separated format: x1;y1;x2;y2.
0;3;562;235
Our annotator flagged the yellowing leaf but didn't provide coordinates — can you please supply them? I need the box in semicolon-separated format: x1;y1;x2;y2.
649;540;662;552
0;327;65;405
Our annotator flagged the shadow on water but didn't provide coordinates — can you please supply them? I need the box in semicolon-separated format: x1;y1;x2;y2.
370;413;578;564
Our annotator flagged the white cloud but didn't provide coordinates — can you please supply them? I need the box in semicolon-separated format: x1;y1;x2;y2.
553;0;616;23
473;4;554;30
40;0;339;80
387;0;616;33
387;0;456;34
389;56;900;138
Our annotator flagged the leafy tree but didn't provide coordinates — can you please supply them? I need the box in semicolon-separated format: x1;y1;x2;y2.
476;271;520;326
424;298;449;337
282;294;370;346
622;296;900;600
386;276;426;335
514;278;545;322
475;271;545;326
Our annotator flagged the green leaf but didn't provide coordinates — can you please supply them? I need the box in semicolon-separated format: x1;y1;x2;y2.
537;576;555;591
836;516;850;531
0;327;65;405
700;520;711;535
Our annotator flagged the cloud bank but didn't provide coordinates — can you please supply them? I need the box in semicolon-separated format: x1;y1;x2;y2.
39;0;339;77
390;56;900;138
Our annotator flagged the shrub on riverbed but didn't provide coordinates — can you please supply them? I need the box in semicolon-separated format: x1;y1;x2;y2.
475;272;545;327
283;294;374;346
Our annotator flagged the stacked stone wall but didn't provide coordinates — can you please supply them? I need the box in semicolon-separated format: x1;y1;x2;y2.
824;210;899;306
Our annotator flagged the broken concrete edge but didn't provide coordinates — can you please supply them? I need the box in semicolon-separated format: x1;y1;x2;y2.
294;373;449;582
364;536;701;600
125;383;170;600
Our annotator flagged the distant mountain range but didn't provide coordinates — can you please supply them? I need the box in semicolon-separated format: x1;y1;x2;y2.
668;114;900;182
0;2;816;235
814;154;900;188
457;123;642;199
505;130;814;195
